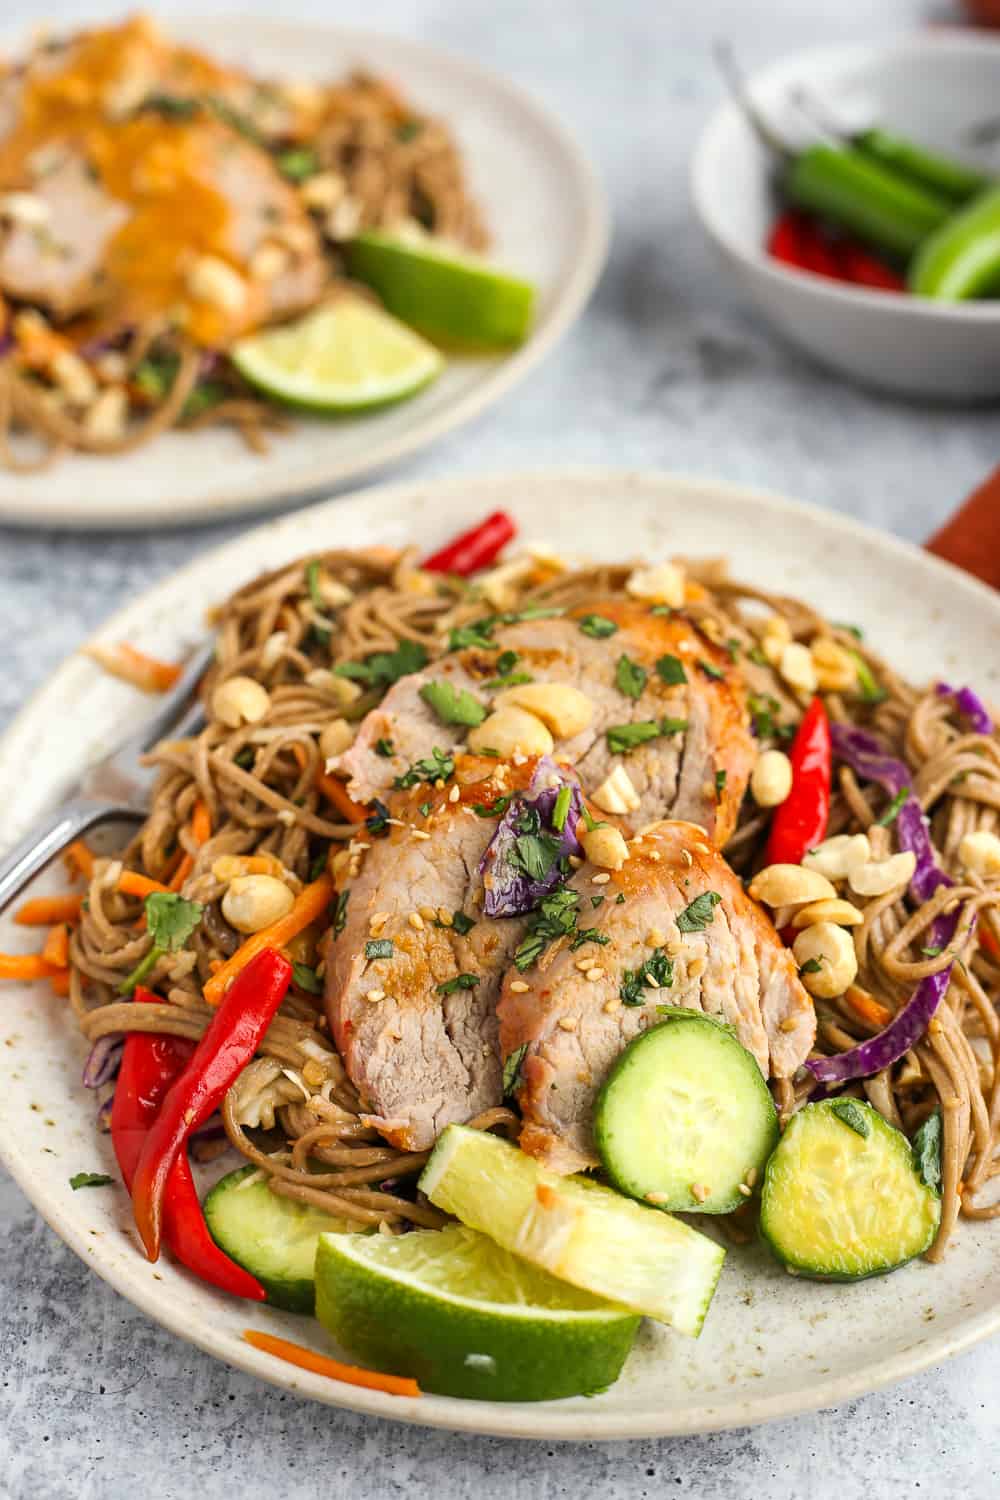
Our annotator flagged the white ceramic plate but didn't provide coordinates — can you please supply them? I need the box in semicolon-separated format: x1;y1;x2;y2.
2;469;1000;1439
0;19;607;530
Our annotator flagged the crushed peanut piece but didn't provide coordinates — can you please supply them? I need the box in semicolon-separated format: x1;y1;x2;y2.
558;1016;579;1032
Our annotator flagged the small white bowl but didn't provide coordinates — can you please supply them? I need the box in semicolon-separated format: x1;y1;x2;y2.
691;33;1000;399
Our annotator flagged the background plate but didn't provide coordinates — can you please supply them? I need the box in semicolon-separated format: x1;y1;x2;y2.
0;18;607;530
2;468;999;1438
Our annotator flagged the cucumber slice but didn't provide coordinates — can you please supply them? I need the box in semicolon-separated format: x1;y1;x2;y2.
759;1099;941;1281
594;1010;779;1215
419;1124;725;1336
203;1165;360;1312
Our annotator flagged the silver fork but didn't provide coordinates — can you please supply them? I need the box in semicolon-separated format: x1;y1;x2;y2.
0;640;215;914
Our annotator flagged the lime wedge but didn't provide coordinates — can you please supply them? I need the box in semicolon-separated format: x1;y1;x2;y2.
314;1224;638;1401
345;231;535;347
419;1125;725;1336
230;296;444;411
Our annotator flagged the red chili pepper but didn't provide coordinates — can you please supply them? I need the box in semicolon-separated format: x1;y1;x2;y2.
795;217;844;280
764;696;832;867
837;242;905;292
767;211;810;269
131;948;293;1261
111;988;265;1300
422;510;517;576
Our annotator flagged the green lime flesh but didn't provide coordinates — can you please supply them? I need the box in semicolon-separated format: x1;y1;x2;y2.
203;1165;358;1313
759;1100;941;1281
345;231;535;347
594;1011;779;1214
314;1224;638;1402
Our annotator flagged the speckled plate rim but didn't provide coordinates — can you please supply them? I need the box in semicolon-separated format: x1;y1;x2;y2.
0;17;609;531
2;466;1000;1440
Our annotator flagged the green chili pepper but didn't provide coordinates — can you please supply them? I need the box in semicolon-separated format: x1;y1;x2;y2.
855;128;989;204
908;184;1000;300
786;145;952;259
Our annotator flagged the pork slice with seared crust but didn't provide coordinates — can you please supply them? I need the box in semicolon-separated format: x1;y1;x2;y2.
325;756;537;1152
497;819;815;1174
333;599;754;845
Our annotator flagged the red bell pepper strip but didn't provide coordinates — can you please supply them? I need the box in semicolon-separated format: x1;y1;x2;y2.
131;948;292;1261
837;242;905;291
764;696;832;867
422;510;517;576
795;217;843;280
112;988;265;1300
767;210;810;268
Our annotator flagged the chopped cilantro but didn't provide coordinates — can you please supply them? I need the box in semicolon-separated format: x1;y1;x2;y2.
616;654;647;699
591;894;605;908
418;801;432;817
146;893;203;952
472;794;513;818
833;621;864;641
579;614;618;639
335;639;428;690
799;956;823;975
234;746;256;770
309;851;328;882
366;799;391;836
291;962;323;994
606;716;687;754
676;891;721;932
655;654;687;686
394;747;455;789
333;889;350;937
876;788;910;828
620;948;674;1006
514;888;581;971
921;945;943;958
449;621;497;651
650;604;673;617
616;891;626;904
715;769;727;800
484;672;534;690
912;1111;942;1193
748;693;792;741
451;911;475;935
831;1099;870;1138
419;679;487;727
699;659;724;681
493;650;519;678
277;146;319;182
365;939;394;960
748;645;769;668
850;651;887;705
725;638;741;663
437;972;479;996
69;1172;114;1190
374;738;395;758
569;926;610;951
502;1042;529;1097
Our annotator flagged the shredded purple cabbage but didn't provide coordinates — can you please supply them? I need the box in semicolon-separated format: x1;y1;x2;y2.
935;681;995;738
480;759;584;918
82;1036;124;1090
808;723;972;1084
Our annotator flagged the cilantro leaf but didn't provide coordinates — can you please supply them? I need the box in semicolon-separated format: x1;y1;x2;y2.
365;939;394;960
715;769;727;800
334;639;428;690
472;794;513;818
291;962;323;994
799;956;823;975
145;892;203;952
437;972;479;996
831;1099;870;1138
277;146;319;182
511;829;563;882
70;1172;114;1190
655;654;687;686
620;948;674;1006
374;738;395;758
333;889;350;937
503;1042;529;1097
579;614;618;639
748;693;793;741
615;654;647;700
514;888;581;971
699;659;724;681
419;679;487;727
912;1111;942;1194
606;717;687;755
394;747;455;789
676;891;721;932
450;911;475;935
449;621;497;651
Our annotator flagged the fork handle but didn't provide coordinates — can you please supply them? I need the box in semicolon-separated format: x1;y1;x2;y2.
0;799;131;915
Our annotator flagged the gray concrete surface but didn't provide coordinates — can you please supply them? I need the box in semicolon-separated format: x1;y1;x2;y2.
1;0;998;1493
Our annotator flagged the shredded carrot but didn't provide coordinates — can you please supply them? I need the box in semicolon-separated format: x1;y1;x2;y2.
14;893;83;927
65;840;95;879
317;769;367;823
684;580;709;604
168;854;195;893
191;798;212;846
844;983;892;1030
118;871;171;900
242;1330;420;1398
291;743;309;772
981;926;1000;962
41;924;70;968
0;953;60;981
204;874;334;1006
87;642;183;694
49;970;71;997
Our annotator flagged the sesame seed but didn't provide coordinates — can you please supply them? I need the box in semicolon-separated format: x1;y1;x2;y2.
680;849;693;867
666;940;682;957
690;1183;710;1203
365;989;385;1003
448;785;460;803
695;842;711;855
688;956;707;979
437;908;453;927
647;928;666;947
744;1167;758;1187
585;967;604;983
558;1016;578;1031
738;1183;752;1197
419;905;436;921
592;872;611;885
644;974;661;989
602;997;621;1014
408;912;425;931
509;980;530;994
575;958;596;972
411;829;431;841
779;1017;798;1033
